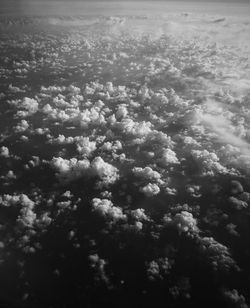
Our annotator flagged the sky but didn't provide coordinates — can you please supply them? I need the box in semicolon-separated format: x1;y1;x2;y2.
0;0;249;17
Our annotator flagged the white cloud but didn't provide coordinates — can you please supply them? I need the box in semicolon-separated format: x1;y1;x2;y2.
76;137;97;157
0;193;34;208
117;118;152;137
17;97;39;117
51;157;90;184
146;257;172;281
14;119;30;133
88;253;110;285
92;198;127;222
159;148;179;166
223;289;248;308
0;194;37;228
17;206;37;228
191;149;232;175
198;236;239;272
100;140;122;152
0;146;10;158
172;211;199;234
91;156;119;186
51;156;119;186
116;104;128;119
132;166;161;181
2;11;250;304
8;84;25;93
131;208;150;222
140;183;160;197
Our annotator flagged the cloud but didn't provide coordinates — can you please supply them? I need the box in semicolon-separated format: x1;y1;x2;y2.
0;146;10;158
132;166;161;181
51;156;119;186
51;157;90;184
76;137;97;157
159;148;179;166
198;236;239;272
17;97;39;117
140;183;160;197
172;211;199;234
14;119;30;133
146;257;172;281
88;253;110;286
91;156;119;186
1;8;250;306
198;99;250;169
222;289;248;308
92;198;127;222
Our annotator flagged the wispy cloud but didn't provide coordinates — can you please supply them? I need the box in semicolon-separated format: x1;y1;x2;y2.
199;99;250;167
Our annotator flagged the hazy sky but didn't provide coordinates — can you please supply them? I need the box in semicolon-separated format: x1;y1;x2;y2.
1;0;249;17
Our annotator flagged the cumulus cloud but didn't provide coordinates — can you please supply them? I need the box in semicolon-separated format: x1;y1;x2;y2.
159;148;179;166
17;204;37;228
100;140;122;152
170;211;199;234
0;194;37;228
88;253;110;286
228;196;248;210
117;119;152;137
0;193;34;208
198;236;239;272
0;146;10;158
146;257;172;281
75;137;97;157
222;289;249;308
2;9;250;307
140;183;160;197
191;149;233;175
14;119;30;133
116;104;128;119
132;166;161;181
51;157;90;184
16;97;39;117
8;84;25;93
51;156;119;186
130;208;150;222
91;157;119;186
92;198;127;222
1;170;17;181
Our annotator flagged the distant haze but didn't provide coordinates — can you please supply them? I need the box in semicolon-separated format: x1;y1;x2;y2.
1;1;250;16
